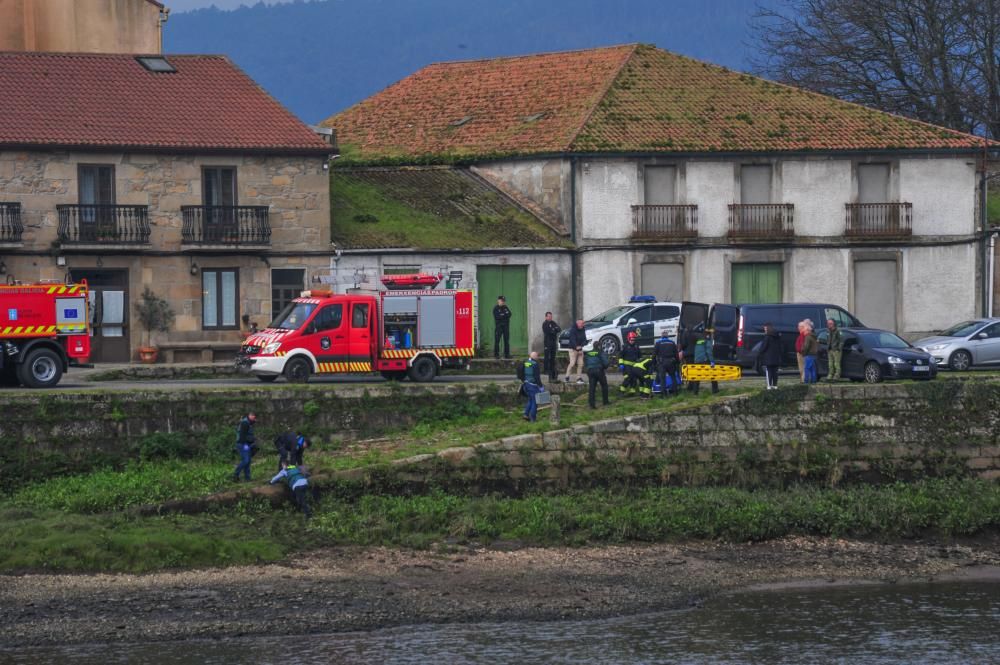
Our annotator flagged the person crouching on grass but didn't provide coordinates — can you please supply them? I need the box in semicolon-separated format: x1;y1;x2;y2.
270;462;312;518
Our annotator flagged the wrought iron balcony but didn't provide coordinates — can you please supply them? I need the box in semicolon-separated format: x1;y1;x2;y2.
631;204;698;240
181;206;271;245
728;204;794;239
0;202;24;243
845;202;912;238
57;204;151;244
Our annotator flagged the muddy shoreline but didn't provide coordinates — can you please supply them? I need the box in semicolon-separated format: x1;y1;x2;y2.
2;536;999;648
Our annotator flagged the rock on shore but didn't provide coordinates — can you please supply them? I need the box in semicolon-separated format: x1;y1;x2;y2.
2;537;999;647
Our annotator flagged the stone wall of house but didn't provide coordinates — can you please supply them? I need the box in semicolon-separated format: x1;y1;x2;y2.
0;149;330;252
0;149;331;353
0;0;162;54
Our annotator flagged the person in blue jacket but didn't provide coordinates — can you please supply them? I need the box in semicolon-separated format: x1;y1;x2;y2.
232;412;256;482
584;347;611;408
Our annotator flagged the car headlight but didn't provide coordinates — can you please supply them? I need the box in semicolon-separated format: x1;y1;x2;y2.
925;344;948;351
263;341;282;355
887;356;905;364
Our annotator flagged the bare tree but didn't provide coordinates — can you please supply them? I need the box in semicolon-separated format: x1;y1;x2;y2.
752;0;1000;138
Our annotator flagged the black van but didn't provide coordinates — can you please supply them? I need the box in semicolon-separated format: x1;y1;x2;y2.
679;302;865;373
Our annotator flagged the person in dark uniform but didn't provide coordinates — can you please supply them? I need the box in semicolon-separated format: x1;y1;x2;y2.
541;311;562;381
759;322;783;390
619;331;642;396
521;351;544;422
584;347;610;409
653;330;680;397
493;296;512;359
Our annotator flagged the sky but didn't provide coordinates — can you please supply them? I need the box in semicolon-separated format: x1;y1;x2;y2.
166;0;296;11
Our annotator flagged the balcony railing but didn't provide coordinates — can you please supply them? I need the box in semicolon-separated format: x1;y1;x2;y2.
57;204;151;244
0;202;24;243
728;204;794;239
845;202;912;237
181;206;271;245
631;204;698;239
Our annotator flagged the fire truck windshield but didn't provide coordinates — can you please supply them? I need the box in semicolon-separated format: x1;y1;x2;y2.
269;302;318;330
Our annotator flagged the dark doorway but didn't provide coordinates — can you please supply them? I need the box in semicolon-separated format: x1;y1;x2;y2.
70;269;130;362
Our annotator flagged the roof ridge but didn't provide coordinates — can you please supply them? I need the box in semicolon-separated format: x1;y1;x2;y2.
565;43;640;150
422;43;637;68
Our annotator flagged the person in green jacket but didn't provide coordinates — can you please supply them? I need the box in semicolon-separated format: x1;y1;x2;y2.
825;318;843;381
269;463;312;518
584;348;610;409
687;328;719;395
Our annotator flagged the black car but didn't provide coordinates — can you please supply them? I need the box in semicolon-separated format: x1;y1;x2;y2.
679;301;864;374
838;328;937;383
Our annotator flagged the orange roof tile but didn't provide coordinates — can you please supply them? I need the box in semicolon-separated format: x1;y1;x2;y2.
325;44;990;162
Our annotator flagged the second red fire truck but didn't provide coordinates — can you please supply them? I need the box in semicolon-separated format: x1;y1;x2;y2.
238;276;475;383
0;280;91;388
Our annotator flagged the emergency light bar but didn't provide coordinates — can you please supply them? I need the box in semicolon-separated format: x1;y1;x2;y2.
629;295;656;303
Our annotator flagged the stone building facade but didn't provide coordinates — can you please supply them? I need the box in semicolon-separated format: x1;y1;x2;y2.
325;44;997;342
0;52;333;362
0;0;167;54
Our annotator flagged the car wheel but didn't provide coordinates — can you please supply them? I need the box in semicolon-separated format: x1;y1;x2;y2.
16;348;63;388
948;349;972;371
407;356;438;383
255;374;278;383
284;356;312;383
598;334;621;358
863;361;883;384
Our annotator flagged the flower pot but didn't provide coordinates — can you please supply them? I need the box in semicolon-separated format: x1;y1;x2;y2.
137;346;159;364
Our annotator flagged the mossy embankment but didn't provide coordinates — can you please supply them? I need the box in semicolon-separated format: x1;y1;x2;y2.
1;379;1000;574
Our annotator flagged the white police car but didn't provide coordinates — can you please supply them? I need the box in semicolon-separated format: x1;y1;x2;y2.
559;296;682;358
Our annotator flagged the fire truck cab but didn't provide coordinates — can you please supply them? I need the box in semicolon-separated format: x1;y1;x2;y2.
238;283;475;383
0;281;91;388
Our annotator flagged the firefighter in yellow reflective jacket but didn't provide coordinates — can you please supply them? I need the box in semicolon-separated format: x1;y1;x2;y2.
619;331;643;395
635;357;655;397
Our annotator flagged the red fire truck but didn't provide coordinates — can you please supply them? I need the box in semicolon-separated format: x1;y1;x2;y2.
0;281;91;388
237;284;475;383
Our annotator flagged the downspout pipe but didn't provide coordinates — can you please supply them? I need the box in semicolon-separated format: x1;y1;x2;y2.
570;156;579;322
981;169;989;317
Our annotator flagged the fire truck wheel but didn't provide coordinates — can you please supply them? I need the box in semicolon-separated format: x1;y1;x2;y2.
283;357;312;383
255;374;279;383
17;348;63;388
407;356;438;383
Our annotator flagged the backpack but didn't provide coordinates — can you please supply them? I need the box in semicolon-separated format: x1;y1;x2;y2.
516;361;527;381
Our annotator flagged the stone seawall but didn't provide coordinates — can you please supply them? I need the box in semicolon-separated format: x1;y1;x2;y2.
358;382;1000;492
0;383;523;487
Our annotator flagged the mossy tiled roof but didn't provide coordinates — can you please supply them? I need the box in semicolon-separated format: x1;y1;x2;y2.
331;167;569;250
324;44;989;163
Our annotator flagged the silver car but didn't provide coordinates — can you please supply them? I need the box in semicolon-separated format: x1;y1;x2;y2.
914;319;1000;370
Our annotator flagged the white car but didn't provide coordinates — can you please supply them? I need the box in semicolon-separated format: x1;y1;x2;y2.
559;296;681;357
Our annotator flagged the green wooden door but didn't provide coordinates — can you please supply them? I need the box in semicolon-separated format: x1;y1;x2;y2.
476;265;528;355
731;263;782;304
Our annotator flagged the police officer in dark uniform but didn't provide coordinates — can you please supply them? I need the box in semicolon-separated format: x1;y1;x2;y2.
493;296;512;359
584;347;610;409
653;330;680;397
541;311;562;381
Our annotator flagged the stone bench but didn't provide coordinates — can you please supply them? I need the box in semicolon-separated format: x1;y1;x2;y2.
157;341;242;364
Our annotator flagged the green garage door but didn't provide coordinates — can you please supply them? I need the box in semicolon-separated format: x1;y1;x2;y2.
731;263;782;304
476;265;528;355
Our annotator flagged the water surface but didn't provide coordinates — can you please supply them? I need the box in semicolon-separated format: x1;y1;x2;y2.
7;581;998;664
